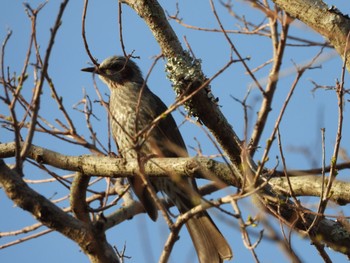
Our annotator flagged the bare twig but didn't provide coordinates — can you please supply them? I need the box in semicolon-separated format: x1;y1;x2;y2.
309;32;349;232
82;0;99;66
20;0;69;167
231;199;260;262
209;0;263;93
254;48;324;184
249;12;290;156
118;2;127;57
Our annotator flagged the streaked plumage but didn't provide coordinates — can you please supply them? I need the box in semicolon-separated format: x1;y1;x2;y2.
82;56;232;263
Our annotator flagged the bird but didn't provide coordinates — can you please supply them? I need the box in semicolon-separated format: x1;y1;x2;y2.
82;56;232;263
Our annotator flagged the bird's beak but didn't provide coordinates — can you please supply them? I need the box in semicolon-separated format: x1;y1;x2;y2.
81;66;98;74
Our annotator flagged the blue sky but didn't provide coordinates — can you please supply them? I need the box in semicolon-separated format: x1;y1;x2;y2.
1;1;350;262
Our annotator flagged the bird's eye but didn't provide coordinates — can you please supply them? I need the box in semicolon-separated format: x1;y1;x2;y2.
111;64;125;71
105;69;117;75
104;64;124;76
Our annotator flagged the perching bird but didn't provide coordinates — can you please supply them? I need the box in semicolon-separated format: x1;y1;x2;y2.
82;56;232;263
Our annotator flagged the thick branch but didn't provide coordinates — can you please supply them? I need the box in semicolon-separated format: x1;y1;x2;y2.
3;141;350;256
0;159;84;238
0;142;240;185
272;0;350;71
0;159;119;263
122;0;243;167
267;200;350;257
2;142;350;204
70;172;91;223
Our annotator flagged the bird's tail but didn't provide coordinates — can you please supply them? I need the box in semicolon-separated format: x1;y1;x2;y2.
185;211;233;263
130;175;232;262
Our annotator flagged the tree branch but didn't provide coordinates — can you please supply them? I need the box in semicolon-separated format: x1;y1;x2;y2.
0;159;120;263
2;139;350;256
70;172;91;223
272;0;350;71
2;142;350;204
121;0;243;168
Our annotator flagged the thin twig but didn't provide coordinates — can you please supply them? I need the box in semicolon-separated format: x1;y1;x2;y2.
309;32;349;231
249;12;290;157
209;0;263;93
82;0;98;66
254;48;324;184
20;0;69;164
118;2;127;57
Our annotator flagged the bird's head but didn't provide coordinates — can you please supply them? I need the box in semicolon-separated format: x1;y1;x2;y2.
81;56;144;87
